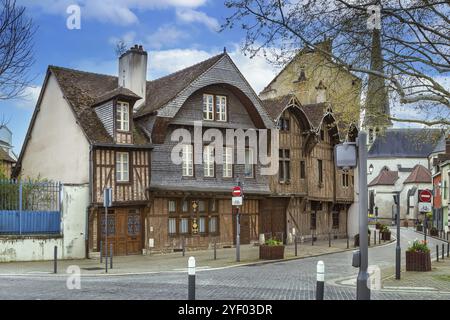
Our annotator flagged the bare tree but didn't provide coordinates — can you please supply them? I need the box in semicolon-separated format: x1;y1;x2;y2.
223;0;449;126
0;0;35;101
115;40;128;58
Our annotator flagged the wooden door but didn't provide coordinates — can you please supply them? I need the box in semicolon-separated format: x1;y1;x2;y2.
233;208;250;245
115;210;127;255
126;209;142;254
259;198;288;242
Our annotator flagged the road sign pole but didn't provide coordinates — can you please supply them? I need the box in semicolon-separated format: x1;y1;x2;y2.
356;131;370;300
236;207;240;262
395;192;401;280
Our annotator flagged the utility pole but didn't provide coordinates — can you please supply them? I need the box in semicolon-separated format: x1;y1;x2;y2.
356;131;370;300
394;192;401;280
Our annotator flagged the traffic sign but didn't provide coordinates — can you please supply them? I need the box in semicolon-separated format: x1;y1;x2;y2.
418;202;432;213
418;189;432;203
232;186;242;197
232;196;243;206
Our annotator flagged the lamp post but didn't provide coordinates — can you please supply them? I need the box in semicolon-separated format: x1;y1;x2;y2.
393;192;401;280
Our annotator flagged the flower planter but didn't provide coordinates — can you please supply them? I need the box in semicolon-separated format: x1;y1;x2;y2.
259;245;284;260
406;251;431;272
430;229;439;237
375;224;381;230
381;231;391;241
416;225;423;232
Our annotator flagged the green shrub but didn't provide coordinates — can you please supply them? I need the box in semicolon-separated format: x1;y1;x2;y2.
380;224;390;233
407;240;430;253
265;238;282;246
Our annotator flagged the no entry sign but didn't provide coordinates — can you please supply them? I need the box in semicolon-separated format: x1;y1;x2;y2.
418;189;432;203
232;186;242;197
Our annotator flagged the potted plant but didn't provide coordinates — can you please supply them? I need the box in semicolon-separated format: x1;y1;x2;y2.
259;238;284;260
354;229;371;247
380;225;391;241
416;223;423;232
406;240;431;271
375;222;382;230
430;226;439;237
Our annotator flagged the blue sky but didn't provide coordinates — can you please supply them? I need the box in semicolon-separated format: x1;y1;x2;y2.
1;0;427;155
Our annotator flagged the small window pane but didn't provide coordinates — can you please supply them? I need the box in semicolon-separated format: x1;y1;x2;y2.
168;200;176;213
209;217;217;234
245;149;254;178
168;218;177;235
180;218;189;234
223;147;233;178
199;217;206;233
182;200;189;213
198;200;206;212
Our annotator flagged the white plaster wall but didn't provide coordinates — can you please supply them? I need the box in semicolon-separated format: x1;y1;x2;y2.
0;185;88;262
347;163;359;237
367;158;428;179
20;74;90;184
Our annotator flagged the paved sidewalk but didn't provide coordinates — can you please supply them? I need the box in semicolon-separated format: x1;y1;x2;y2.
0;237;386;276
382;256;450;293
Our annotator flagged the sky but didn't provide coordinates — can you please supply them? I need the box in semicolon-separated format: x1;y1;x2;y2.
0;0;428;155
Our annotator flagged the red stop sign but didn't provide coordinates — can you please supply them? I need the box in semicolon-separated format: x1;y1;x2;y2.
419;189;432;202
232;186;242;197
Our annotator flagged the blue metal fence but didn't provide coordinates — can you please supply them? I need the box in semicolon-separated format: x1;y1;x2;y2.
0;180;61;235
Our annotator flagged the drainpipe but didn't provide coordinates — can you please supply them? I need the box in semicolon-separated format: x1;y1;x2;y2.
86;145;94;259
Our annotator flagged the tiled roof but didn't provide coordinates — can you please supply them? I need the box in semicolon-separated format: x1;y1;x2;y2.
135;53;225;117
403;164;431;184
368;168;399;186
260;95;294;121
301;103;328;128
368;128;443;158
93;86;141;106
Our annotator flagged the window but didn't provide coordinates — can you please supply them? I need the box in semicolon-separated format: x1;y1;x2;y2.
116;152;129;182
116;102;130;131
278;118;290;131
369;129;374;143
279;149;290;183
168;218;177;235
203;146;215;177
209;216;218;234
168;200;177;213
182;144;194;177
215;96;227;121
320;129;325;141
198;200;206;212
244;148;254;178
332;212;339;229
342;172;349;187
223;147;233;178
203;94;214;120
300;161;306;179
182;200;189;213
318;159;323;184
180;218;189;234
198;217;206;233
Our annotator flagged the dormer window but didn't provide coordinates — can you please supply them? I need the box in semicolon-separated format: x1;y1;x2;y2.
116;101;130;131
216;96;227;121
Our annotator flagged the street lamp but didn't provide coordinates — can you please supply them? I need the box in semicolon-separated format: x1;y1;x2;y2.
393;192;401;280
369;164;374;175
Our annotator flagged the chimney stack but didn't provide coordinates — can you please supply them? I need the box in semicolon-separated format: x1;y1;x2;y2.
118;44;148;110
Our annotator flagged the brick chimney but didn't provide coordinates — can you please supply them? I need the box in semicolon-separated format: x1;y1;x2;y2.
118;44;148;110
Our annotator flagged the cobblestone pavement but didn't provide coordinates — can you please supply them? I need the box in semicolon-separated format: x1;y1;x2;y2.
0;228;448;300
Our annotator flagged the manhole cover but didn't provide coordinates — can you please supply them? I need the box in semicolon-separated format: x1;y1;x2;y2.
82;267;105;271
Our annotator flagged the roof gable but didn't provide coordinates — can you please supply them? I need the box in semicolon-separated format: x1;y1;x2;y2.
404;165;431;184
368;168;399;186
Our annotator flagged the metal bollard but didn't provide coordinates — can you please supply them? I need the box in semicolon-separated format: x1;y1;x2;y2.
378;232;381;244
214;241;217;260
53;246;57;274
442;244;445;260
182;237;186;257
346;235;349;249
316;261;325;300
447;243;449;258
374;230;376;245
437;245;439;262
328;233;331;248
295;236;298;256
100;240;103;263
188;257;196;300
311;233;314;246
110;243;113;269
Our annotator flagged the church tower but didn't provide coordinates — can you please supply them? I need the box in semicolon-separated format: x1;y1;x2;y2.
363;28;392;147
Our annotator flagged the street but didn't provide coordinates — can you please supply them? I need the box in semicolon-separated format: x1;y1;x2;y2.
0;228;448;300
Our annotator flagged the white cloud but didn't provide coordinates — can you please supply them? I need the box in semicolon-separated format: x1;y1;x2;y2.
19;0;208;25
176;8;220;32
13;86;42;110
146;25;189;50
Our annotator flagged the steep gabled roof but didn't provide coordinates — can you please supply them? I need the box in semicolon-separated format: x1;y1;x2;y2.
135;53;225;118
368;128;443;158
368;168;399;187
301;103;328;129
260;95;294;121
404;165;431;184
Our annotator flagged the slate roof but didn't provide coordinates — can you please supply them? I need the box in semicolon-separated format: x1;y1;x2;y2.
431;134;446;155
93;87;141;106
0;148;15;163
368;168;399;187
368;128;443;158
403;164;431;184
135;53;225;118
